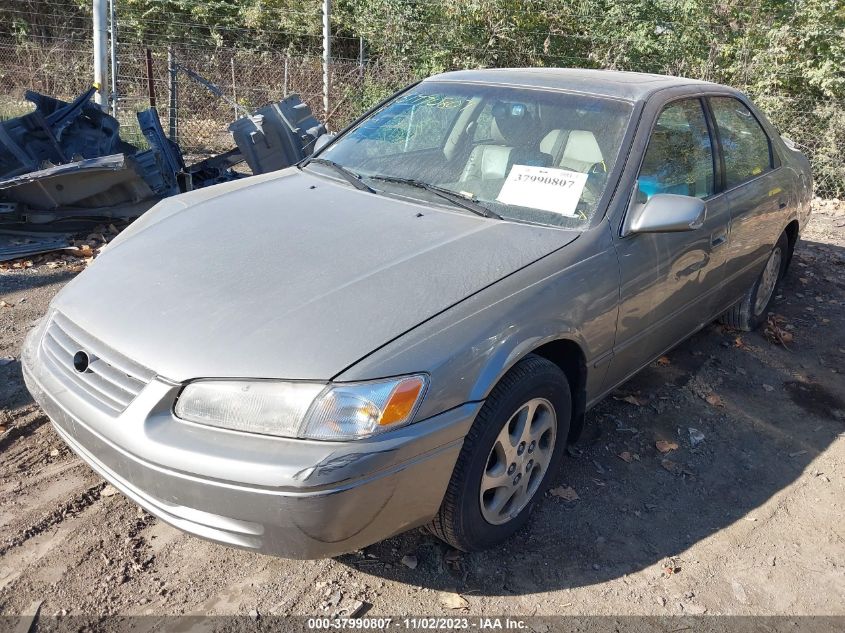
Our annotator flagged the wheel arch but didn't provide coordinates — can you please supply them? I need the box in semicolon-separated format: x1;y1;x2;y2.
528;339;588;444
477;336;589;444
783;219;800;273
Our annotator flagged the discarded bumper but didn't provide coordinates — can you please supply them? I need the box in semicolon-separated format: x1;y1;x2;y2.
21;317;474;558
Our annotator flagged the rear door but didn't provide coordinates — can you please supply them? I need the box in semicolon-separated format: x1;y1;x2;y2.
605;96;731;388
707;96;784;310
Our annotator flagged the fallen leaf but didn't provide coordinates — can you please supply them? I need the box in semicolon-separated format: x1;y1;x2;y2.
100;484;120;497
550;485;579;501
0;300;13;308
618;451;634;463
440;592;469;610
655;440;679;453
764;315;794;348
79;244;93;257
734;336;749;350
443;549;462;567
656;356;671;366
615;394;644;406
705;393;724;407
661;459;681;474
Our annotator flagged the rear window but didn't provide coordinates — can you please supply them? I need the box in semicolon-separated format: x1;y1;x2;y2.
709;96;773;188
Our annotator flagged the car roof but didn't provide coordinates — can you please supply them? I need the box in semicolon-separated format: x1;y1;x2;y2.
424;68;722;102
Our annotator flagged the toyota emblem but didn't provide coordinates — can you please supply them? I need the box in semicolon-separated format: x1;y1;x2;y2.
73;350;90;373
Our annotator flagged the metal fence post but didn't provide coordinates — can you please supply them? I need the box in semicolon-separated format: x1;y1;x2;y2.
358;36;365;82
108;0;118;118
168;46;178;142
145;48;156;108
231;56;237;121
322;0;331;118
283;54;289;98
92;0;108;110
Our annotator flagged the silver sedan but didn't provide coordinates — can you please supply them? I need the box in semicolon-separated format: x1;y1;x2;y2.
23;69;812;558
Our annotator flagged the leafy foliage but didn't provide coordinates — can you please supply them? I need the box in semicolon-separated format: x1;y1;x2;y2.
2;0;842;100
0;0;842;193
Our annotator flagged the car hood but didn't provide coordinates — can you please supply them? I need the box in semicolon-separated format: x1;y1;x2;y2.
51;169;579;381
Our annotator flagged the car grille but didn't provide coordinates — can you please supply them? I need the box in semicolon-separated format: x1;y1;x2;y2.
39;312;154;415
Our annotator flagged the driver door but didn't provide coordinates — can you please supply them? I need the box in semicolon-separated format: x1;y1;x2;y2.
606;97;731;388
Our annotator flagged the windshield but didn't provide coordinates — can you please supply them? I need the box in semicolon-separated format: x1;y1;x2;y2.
316;81;634;228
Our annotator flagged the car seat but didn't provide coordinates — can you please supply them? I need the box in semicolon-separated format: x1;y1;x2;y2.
539;129;605;173
460;103;550;185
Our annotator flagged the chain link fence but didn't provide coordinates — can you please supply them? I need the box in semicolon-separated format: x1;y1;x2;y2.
113;45;414;157
1;38;843;197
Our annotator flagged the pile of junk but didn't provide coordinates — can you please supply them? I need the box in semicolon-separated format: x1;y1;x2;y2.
0;83;326;262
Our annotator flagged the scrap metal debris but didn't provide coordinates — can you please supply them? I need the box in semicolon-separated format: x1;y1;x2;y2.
0;76;326;263
688;428;705;447
0;231;72;261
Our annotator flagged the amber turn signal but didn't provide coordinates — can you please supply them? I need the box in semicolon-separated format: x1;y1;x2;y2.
380;376;427;426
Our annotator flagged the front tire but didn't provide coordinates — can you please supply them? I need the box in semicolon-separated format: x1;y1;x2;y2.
430;354;570;552
720;232;789;331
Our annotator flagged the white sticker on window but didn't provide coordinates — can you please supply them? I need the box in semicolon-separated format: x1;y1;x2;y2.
496;165;588;217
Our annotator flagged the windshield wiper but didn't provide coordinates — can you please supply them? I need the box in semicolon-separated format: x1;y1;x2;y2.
303;158;376;193
366;175;502;219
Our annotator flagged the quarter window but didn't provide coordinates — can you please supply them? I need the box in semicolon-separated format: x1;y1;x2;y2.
709;96;772;188
638;99;715;201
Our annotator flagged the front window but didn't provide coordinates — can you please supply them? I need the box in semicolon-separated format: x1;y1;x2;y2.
315;82;634;228
637;98;715;201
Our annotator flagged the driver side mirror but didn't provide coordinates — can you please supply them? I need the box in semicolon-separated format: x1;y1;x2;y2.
623;193;706;236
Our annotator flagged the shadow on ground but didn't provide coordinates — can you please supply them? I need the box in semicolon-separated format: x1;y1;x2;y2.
2;269;80;410
336;239;844;595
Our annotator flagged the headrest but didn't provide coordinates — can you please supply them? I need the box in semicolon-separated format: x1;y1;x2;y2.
562;130;603;164
539;129;565;155
490;102;539;146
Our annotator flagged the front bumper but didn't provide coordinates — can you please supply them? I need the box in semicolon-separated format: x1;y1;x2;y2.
22;321;479;559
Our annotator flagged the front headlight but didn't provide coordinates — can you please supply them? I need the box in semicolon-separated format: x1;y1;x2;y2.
174;375;428;440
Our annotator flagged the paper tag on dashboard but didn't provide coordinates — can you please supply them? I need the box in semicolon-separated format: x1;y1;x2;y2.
496;165;588;217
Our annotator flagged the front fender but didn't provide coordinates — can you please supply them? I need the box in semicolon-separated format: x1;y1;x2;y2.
334;223;620;423
464;323;588;406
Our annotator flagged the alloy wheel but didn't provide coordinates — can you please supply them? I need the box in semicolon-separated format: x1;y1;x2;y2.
479;397;556;525
754;246;782;316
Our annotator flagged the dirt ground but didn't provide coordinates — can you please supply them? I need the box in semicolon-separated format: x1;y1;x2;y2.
1;201;843;623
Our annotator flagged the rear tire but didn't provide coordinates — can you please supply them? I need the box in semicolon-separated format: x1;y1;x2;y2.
720;232;789;331
430;354;570;552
